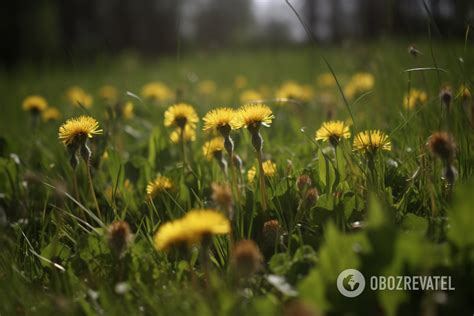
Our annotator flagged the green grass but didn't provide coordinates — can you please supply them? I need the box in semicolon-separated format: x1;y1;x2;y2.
1;39;474;315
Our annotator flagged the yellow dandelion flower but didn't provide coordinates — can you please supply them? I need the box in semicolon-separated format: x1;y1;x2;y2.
344;73;374;100
141;82;173;103
122;101;134;120
99;85;118;103
275;81;310;102
182;208;231;238
403;89;428;110
234;103;274;129
202;107;238;131
353;130;391;153
22;95;48;112
164;103;199;129
247;166;256;183
262;160;277;177
154;220;193;251
42;107;61;122
169;125;196;144
202;137;225;160
197;80;217;95
458;84;471;99
146;175;172;198
317;73;336;88
154;209;230;251
58;116;103;145
315;120;351;145
240;89;263;104
66;86;93;108
343;83;357;100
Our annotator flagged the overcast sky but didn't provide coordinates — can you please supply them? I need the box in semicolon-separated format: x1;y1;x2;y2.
252;0;307;41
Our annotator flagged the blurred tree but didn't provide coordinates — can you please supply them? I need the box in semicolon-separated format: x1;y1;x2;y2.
192;0;253;48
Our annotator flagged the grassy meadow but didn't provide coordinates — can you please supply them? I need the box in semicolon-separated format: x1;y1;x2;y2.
1;39;474;315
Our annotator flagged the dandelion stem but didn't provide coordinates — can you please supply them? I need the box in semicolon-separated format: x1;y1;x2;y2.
86;162;102;218
180;127;188;169
256;150;268;210
72;171;80;201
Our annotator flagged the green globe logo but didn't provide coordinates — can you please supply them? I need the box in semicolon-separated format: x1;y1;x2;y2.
343;274;360;291
337;269;366;298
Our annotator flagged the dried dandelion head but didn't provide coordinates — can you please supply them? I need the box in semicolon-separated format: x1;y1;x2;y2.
231;240;263;278
305;188;319;205
427;131;456;163
439;85;453;108
107;221;133;258
211;182;233;214
296;175;312;192
262;219;281;249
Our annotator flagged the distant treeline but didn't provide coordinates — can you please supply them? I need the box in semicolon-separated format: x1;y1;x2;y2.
1;0;472;66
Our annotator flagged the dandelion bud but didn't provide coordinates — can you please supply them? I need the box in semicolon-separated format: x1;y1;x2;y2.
408;44;421;57
211;182;233;216
231;239;263;279
262;219;281;251
107;221;133;258
427;131;456;163
296;175;312;192
439;85;453;109
305;187;319;205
